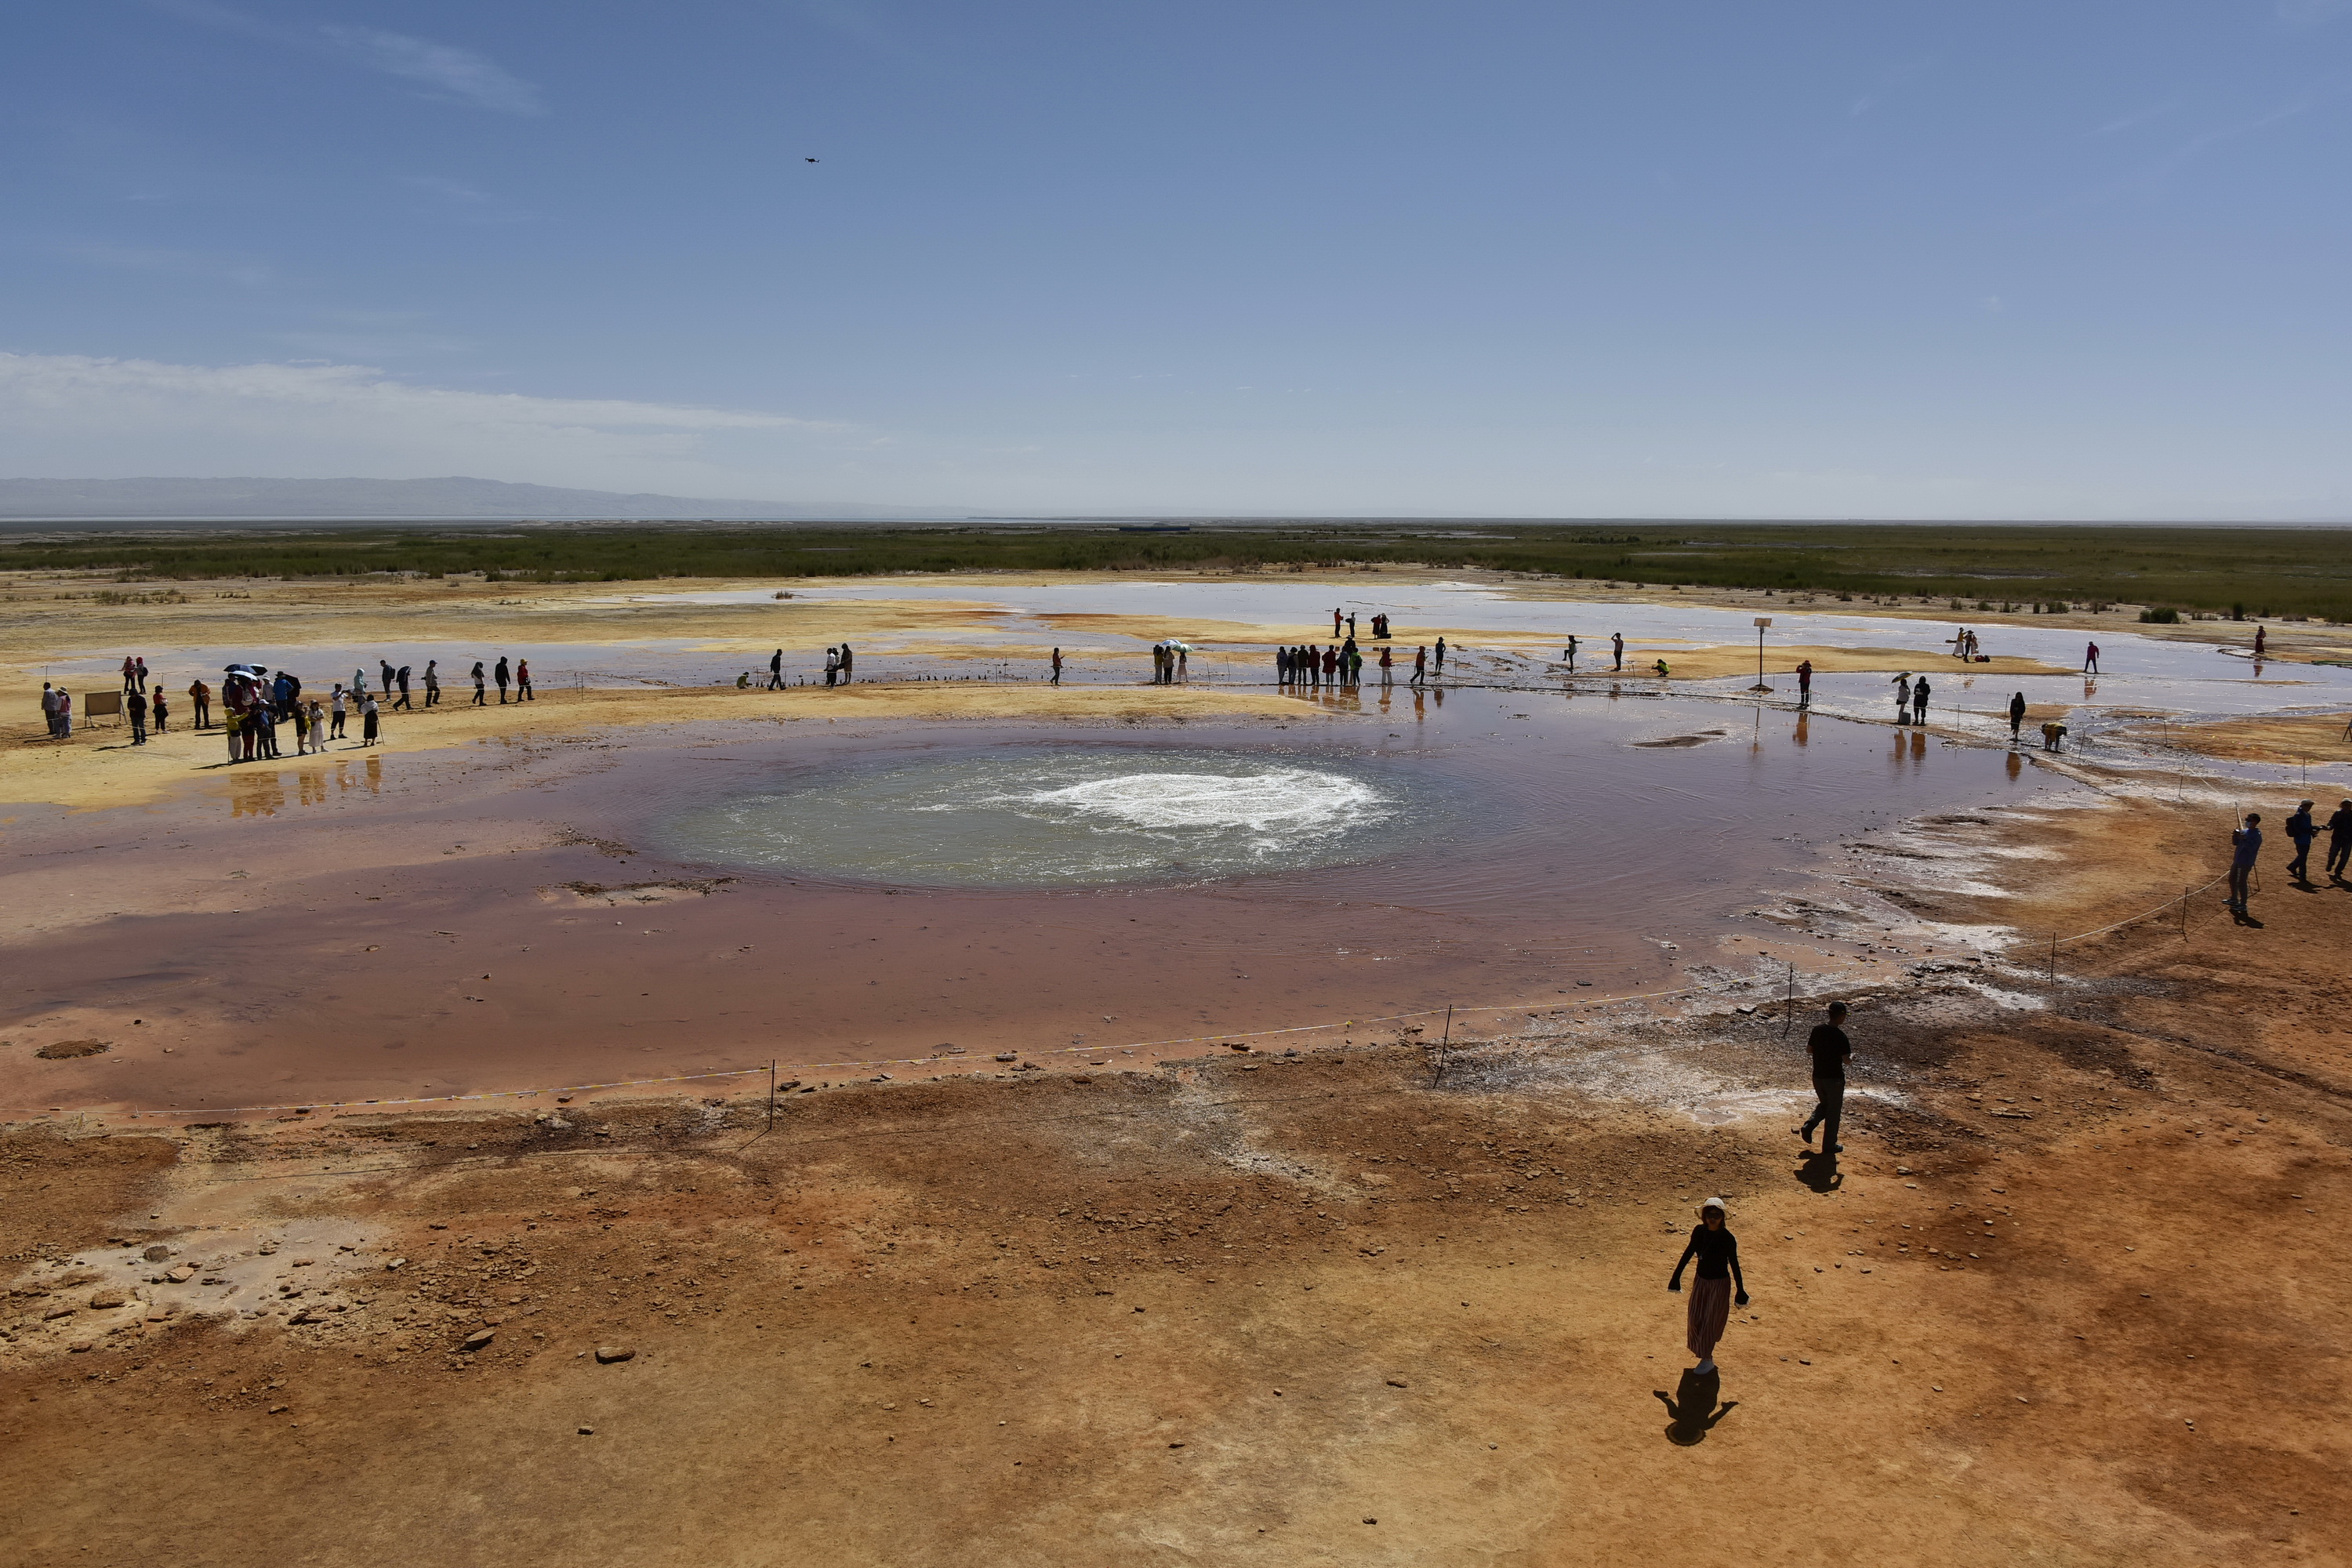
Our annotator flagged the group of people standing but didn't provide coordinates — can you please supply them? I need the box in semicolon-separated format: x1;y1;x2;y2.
33;648;535;760
1328;608;1398;640
2229;800;2352;913
749;646;852;687
1277;638;1443;688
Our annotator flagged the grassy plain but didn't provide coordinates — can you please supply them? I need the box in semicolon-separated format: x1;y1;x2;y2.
5;521;2351;622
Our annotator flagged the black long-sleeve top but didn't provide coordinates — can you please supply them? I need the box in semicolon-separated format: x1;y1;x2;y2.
1671;1225;1743;1284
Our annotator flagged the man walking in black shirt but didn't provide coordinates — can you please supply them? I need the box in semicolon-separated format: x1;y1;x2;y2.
1798;1001;1852;1154
2328;800;2352;881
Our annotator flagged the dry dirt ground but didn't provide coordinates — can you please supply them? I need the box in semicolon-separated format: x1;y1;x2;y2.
5;779;2348;1566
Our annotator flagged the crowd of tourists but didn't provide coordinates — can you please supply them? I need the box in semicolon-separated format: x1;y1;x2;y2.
32;651;535;757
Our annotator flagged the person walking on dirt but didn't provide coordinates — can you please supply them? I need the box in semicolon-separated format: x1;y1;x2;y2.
2084;641;2100;675
423;660;441;707
393;664;412;710
1667;1199;1747;1376
1612;632;1624;671
1797;1000;1852;1154
494;657;510;704
1410;645;1427;684
2326;799;2352;880
1796;659;1813;708
2008;692;2026;742
1564;635;1578;672
2285;800;2318;884
470;661;487;706
516;659;533;700
2227;812;2263;913
768;649;784;690
1051;647;1063;685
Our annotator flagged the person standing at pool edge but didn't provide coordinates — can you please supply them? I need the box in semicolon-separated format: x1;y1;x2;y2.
2009;692;2027;742
768;649;784;690
1798;1000;1852;1153
1795;659;1812;707
516;659;533;701
1051;648;1062;685
2084;641;2100;674
1612;632;1623;671
1564;635;1577;672
1911;674;1930;724
190;677;211;730
2326;799;2352;880
2228;813;2262;913
495;657;510;704
1667;1199;1747;1376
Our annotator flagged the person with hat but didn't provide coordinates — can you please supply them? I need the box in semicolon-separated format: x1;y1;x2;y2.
2285;800;2318;884
1668;1198;1748;1376
2228;812;2263;913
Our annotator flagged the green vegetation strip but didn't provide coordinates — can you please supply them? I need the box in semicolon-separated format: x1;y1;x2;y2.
4;521;2348;622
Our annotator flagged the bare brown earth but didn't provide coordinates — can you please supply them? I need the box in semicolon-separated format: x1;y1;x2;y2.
2109;710;2352;768
5;757;2348;1566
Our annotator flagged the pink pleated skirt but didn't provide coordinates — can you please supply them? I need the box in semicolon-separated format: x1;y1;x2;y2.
1686;1275;1731;1358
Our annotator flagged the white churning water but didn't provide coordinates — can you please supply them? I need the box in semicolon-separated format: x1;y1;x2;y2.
1000;766;1386;844
659;746;1433;888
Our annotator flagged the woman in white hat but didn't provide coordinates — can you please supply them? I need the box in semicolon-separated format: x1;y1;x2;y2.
1668;1197;1748;1375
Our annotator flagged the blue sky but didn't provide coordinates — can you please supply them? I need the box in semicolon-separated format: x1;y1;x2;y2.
4;1;2350;516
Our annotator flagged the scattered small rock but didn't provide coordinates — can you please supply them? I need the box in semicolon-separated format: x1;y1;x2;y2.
165;1265;196;1283
461;1330;495;1352
595;1345;635;1364
89;1290;127;1310
142;1243;172;1263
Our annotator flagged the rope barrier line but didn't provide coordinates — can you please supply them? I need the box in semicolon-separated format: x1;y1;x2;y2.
2036;868;2232;951
5;981;1730;1120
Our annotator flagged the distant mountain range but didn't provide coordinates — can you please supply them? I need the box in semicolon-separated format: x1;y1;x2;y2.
0;477;965;522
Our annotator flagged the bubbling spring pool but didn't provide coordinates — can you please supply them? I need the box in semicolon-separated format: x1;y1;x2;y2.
658;746;1452;887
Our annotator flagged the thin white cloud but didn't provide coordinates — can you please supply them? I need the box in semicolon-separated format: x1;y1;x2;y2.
152;2;545;115
320;25;544;115
61;241;276;288
0;351;843;491
400;175;495;205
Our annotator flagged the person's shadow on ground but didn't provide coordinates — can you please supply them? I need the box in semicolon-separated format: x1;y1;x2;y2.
2232;906;2266;927
1794;1150;1843;1194
1653;1368;1737;1446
